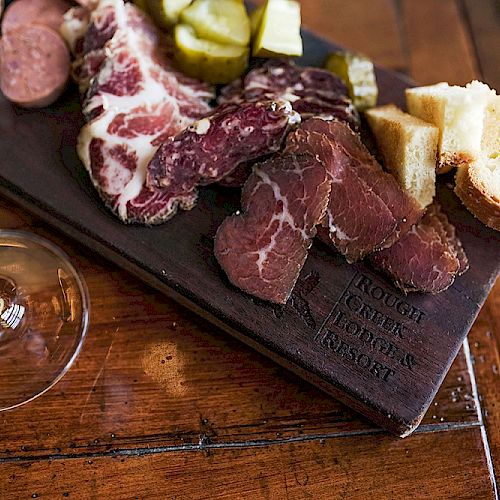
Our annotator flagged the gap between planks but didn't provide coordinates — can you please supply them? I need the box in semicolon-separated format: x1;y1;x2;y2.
0;420;484;465
463;337;499;499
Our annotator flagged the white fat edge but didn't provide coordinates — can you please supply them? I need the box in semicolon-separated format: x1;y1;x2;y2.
326;210;355;242
60;8;90;54
188;117;211;135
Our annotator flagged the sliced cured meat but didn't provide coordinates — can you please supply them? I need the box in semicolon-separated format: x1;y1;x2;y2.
287;118;423;262
147;100;300;191
60;7;91;56
215;153;331;304
370;204;467;293
426;204;469;274
73;0;214;224
0;24;70;108
218;163;253;188
1;0;71;33
219;58;359;129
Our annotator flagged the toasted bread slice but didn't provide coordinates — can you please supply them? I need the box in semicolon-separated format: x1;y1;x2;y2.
455;157;500;231
365;104;438;209
406;81;493;173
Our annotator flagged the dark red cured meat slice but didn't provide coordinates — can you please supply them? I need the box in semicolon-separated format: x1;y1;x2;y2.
288;118;423;261
1;0;71;33
0;24;70;108
219;59;359;129
215;152;331;304
147;100;300;191
287;128;396;261
426;204;469;274
218;163;253;188
369;204;465;293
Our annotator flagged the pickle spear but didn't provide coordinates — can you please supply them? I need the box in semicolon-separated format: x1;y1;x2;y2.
253;0;303;57
325;50;378;110
180;0;250;47
174;24;249;84
147;0;192;28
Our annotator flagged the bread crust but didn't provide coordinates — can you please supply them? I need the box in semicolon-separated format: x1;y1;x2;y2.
455;164;500;231
438;151;474;174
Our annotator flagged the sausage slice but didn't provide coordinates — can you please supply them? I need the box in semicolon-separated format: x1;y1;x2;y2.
1;0;71;34
0;24;70;108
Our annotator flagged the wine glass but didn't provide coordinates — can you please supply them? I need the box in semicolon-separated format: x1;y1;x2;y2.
0;230;89;411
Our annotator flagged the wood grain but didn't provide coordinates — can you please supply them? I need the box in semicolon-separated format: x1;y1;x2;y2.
461;0;500;90
401;0;479;85
0;0;499;497
0;200;479;459
2;428;495;499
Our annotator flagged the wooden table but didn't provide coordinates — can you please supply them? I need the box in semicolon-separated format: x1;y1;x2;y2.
1;0;499;498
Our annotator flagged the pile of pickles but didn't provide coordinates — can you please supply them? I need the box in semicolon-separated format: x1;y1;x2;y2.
139;0;303;84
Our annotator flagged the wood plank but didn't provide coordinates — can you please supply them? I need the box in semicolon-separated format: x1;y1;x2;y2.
468;279;500;477
2;428;495;499
462;0;500;89
0;201;480;458
298;0;407;72
401;0;479;85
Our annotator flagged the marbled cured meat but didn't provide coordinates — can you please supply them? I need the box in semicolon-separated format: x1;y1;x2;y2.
370;204;468;293
287;118;423;262
70;0;214;224
147;100;300;195
215;153;331;304
219;59;359;129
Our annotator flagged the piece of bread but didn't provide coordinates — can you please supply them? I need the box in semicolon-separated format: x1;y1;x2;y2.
406;81;494;173
481;93;500;158
365;103;438;209
455;157;500;231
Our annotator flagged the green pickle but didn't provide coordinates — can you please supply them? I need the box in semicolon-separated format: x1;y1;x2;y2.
325;50;378;110
146;0;192;28
174;24;249;84
180;0;250;47
252;0;302;58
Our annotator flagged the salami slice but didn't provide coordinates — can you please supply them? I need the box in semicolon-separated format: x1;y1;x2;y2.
0;24;70;108
1;0;71;34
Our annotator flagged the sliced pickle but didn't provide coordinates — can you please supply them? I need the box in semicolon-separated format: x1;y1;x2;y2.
146;0;192;28
250;5;264;37
253;0;302;58
180;0;250;47
174;24;249;84
325;50;378;110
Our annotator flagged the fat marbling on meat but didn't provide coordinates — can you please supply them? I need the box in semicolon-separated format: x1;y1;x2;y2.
219;59;359;129
287;118;424;262
370;203;468;293
71;0;214;224
146;100;300;192
215;152;331;304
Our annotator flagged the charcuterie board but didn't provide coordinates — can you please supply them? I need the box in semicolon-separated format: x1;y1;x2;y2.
0;28;499;436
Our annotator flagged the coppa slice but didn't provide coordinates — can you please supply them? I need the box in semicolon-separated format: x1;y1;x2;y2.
74;0;214;224
215;152;331;304
287;119;423;262
0;24;70;108
219;59;359;129
147;100;300;190
370;204;468;293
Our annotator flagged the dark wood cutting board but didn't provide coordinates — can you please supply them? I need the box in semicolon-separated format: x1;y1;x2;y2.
0;29;499;437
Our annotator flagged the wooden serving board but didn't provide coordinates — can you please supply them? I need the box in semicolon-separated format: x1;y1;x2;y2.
0;30;498;437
